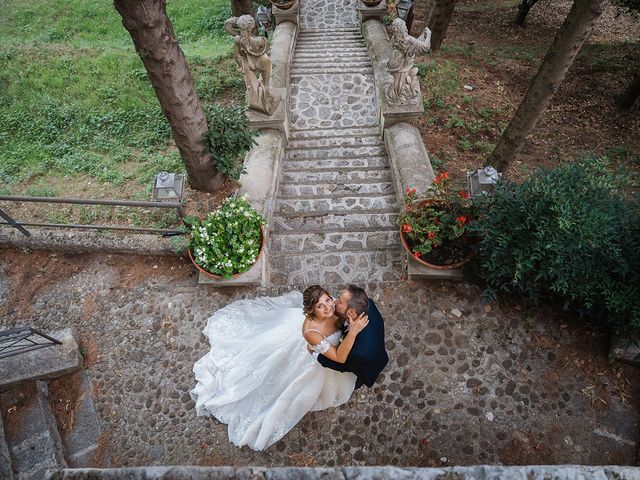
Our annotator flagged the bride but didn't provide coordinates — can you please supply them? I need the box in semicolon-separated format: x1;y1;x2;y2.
190;285;369;451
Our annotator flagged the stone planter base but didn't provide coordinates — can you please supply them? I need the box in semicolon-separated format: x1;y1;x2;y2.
610;334;640;367
406;252;465;281
197;254;266;287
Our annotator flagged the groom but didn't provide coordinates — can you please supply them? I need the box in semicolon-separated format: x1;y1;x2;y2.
315;285;389;389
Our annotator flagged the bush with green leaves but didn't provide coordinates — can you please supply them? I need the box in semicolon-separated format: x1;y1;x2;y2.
202;104;257;180
472;157;640;333
184;195;266;278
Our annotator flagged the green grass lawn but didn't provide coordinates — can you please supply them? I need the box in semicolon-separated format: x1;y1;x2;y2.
0;0;242;194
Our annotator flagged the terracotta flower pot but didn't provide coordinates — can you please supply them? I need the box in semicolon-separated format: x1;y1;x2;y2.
188;225;265;279
270;0;297;10
400;199;474;270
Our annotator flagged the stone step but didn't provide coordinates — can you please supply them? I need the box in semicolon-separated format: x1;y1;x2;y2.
279;181;394;198
299;29;361;37
0;382;66;480
293;51;370;60
0;413;13;480
291;67;373;76
269;250;404;285
281;168;391;184
287;134;381;150
0;328;83;393
276;195;398;214
270;230;400;252
50;371;103;467
294;46;368;54
282;156;389;171
271;211;399;232
291;59;372;68
288;126;380;139
287;145;385;160
301;27;361;33
296;39;366;48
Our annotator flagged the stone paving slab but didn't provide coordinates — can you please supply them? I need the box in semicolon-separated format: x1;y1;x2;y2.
281;169;392;183
288;145;385;159
1;249;639;466
279;181;394;197
0;381;66;479
275;195;398;214
271;212;399;232
282;156;389;170
270;230;399;252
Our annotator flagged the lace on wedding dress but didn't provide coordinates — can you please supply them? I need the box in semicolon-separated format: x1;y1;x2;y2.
190;291;356;451
303;328;341;354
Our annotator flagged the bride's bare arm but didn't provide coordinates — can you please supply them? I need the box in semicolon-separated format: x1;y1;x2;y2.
303;313;369;364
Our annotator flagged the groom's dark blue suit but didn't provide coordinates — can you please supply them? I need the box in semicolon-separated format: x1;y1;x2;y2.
317;299;388;388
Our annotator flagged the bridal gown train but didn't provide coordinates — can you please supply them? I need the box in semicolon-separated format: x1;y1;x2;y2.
190;291;357;451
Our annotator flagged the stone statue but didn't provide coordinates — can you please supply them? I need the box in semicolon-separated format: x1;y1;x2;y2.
224;15;279;115
386;19;432;105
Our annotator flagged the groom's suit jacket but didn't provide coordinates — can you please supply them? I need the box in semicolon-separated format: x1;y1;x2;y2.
317;299;389;387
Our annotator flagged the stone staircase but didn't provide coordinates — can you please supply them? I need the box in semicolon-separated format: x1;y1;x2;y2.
0;329;104;479
269;14;404;285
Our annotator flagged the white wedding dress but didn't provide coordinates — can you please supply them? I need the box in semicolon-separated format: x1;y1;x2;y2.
190;291;357;450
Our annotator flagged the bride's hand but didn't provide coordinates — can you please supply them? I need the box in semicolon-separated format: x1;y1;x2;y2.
349;313;369;335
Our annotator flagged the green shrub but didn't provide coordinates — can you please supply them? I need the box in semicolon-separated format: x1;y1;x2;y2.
472;157;640;333
202;104;257;180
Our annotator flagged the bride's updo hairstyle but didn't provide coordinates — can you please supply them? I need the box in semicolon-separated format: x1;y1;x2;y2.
303;285;331;317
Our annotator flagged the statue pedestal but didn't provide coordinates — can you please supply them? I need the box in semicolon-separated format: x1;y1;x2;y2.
246;87;289;140
381;97;424;130
272;2;299;26
358;1;386;23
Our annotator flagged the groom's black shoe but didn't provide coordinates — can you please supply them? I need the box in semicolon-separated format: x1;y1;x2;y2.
355;379;364;390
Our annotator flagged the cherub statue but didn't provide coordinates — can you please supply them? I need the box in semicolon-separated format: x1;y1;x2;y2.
386;19;432;105
224;15;279;115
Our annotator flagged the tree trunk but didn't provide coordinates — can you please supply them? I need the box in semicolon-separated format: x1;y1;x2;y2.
230;0;255;18
427;0;457;51
515;0;540;26
113;0;225;192
488;0;608;175
616;73;640;110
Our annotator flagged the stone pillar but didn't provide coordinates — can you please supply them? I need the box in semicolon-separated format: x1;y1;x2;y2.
272;1;299;26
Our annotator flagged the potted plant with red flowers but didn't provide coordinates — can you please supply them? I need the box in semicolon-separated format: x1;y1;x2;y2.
398;172;475;269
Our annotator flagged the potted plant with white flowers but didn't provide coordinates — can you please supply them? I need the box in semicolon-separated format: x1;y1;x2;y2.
183;195;267;279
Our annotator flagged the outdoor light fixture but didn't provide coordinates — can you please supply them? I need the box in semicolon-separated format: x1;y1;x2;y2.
395;0;415;25
256;6;272;37
467;166;502;197
152;172;184;202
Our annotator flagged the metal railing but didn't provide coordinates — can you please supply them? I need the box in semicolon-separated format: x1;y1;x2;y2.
0;195;184;237
0;327;62;359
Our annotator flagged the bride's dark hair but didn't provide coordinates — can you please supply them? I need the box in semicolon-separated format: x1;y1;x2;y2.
302;285;331;317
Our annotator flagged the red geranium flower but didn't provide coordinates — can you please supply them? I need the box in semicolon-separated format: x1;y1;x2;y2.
405;187;417;195
413;251;422;258
456;216;467;224
428;231;436;240
403;224;412;233
458;190;470;199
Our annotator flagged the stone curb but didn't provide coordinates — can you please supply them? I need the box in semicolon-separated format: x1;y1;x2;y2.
45;465;640;480
361;18;391;136
0;228;179;257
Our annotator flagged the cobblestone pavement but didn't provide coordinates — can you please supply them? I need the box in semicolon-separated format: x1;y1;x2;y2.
270;0;403;285
1;249;639;467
